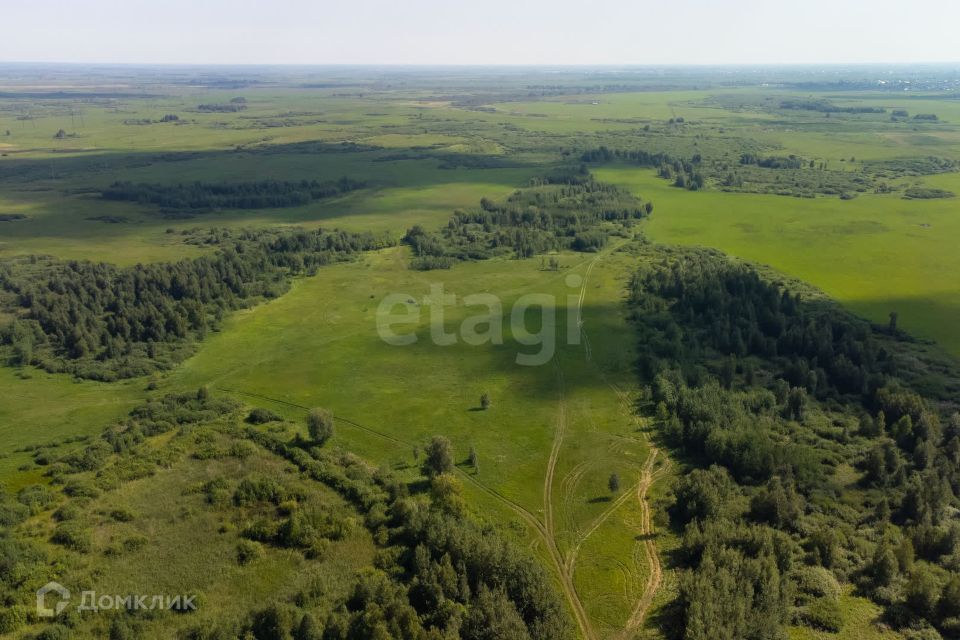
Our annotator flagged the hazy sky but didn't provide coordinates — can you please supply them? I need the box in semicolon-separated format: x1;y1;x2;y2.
2;0;959;66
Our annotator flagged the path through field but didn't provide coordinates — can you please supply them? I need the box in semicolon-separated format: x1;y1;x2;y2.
556;246;666;639
218;242;667;640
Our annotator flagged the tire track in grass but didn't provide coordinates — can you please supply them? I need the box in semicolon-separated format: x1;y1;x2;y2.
564;244;668;638
608;385;667;640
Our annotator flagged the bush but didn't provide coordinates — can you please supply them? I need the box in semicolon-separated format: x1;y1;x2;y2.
800;597;843;632
236;539;264;565
63;479;100;498
35;624;71;640
53;503;82;522
0;606;27;633
0;500;29;525
247;408;282;424
110;508;136;522
229;441;257;459
51;522;91;552
17;484;56;510
234;476;287;506
793;565;841;602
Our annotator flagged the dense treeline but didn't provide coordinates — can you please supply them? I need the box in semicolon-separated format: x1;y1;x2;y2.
579;145;676;167
101;177;364;211
780;99;886;114
402;167;650;268
739;153;806;170
0;227;393;379
629;246;960;639
579;146;706;191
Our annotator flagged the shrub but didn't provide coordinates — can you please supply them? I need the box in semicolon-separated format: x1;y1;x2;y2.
234;476;287;506
247;408;282;424
793;565;841;602
35;624;71;640
0;606;27;633
236;539;264;565
51;522;91;552
53;503;82;522
229;441;257;459
109;508;136;522
17;484;56;510
0;501;29;525
63;479;100;498
800;597;843;632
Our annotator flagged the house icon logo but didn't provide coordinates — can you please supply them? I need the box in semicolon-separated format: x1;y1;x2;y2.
36;581;70;618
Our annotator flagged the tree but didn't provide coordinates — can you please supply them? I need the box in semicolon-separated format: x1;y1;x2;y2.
306;408;334;445
670;465;742;526
294;612;321;640
468;446;479;472
480;393;491;410
430;473;466;515
785;387;808;421
720;355;736;390
939;574;960;619
109;618;136;640
462;585;532;640
905;566;940;620
251;603;294;640
12;335;32;367
423;436;454;477
608;473;620;494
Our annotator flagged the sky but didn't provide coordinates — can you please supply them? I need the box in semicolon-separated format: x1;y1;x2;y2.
2;0;959;66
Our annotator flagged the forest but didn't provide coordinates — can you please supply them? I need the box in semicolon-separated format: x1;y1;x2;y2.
628;245;960;639
101;178;365;213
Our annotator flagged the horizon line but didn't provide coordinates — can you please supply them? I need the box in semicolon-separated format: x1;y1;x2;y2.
1;60;960;69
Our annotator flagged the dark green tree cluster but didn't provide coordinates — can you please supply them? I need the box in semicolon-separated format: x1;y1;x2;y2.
630;250;894;399
402;170;648;268
101;177;364;211
579;145;675;167
739;154;805;170
780;99;885;114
